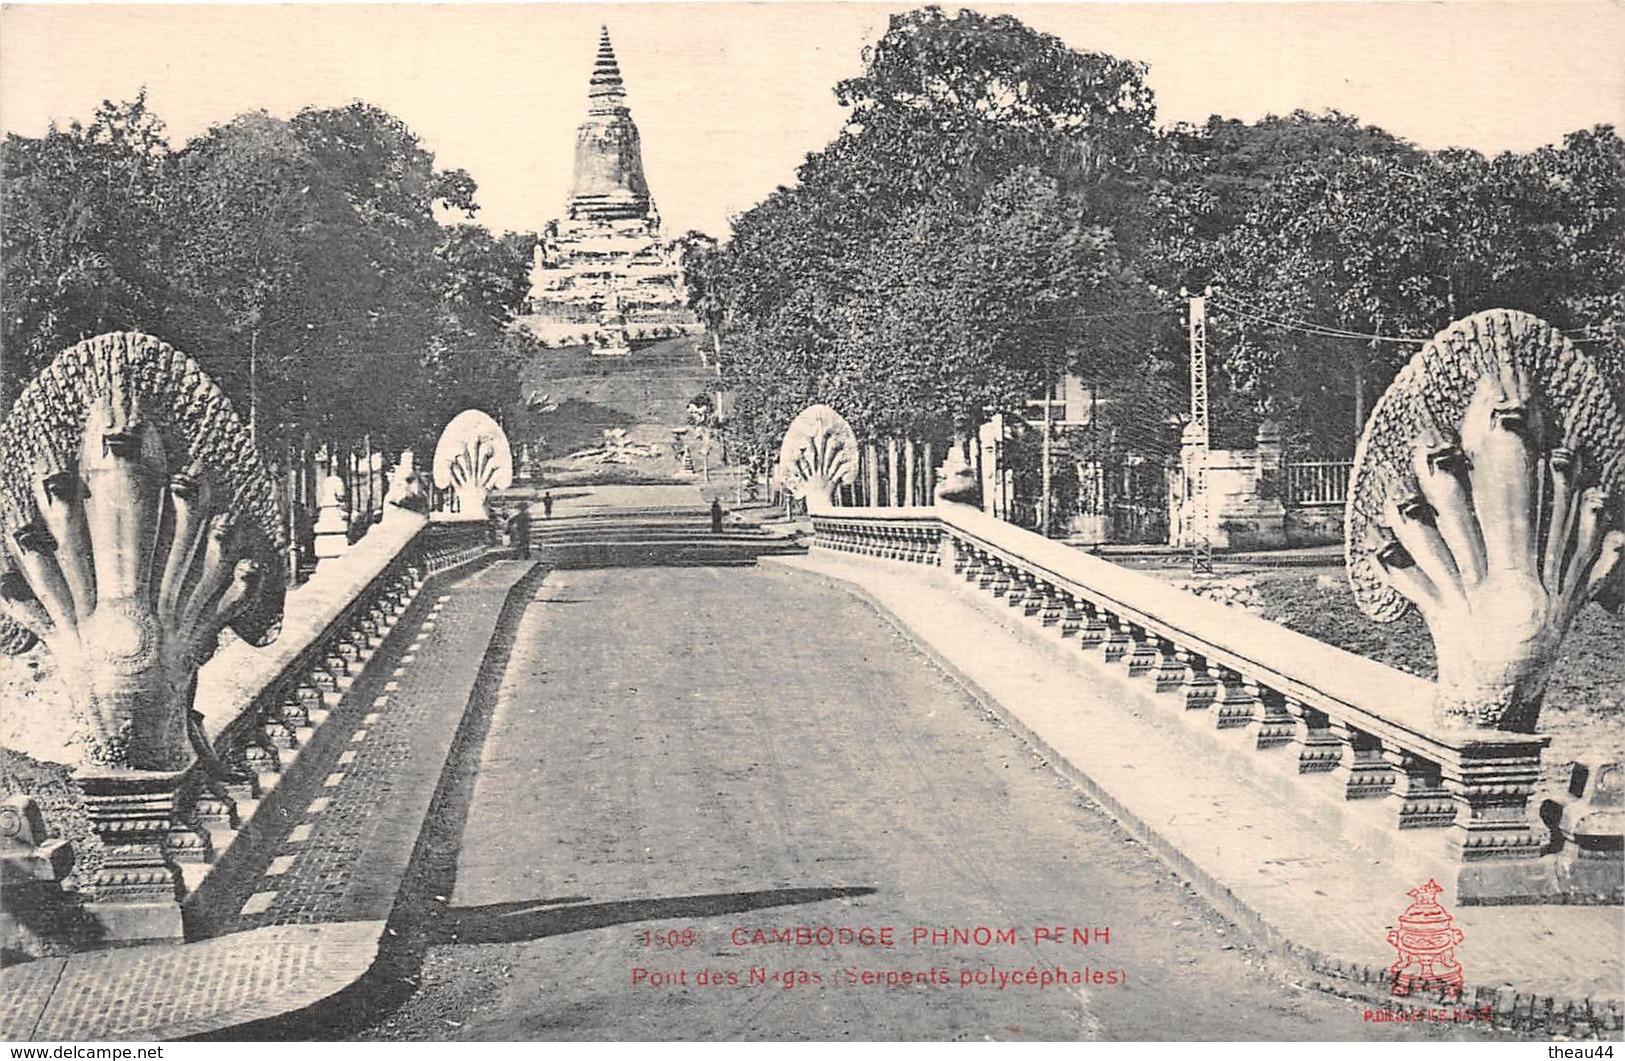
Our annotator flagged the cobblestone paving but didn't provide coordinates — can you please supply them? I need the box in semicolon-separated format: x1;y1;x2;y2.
0;959;64;1039
1;559;540;1042
5;922;384;1041
217;561;539;932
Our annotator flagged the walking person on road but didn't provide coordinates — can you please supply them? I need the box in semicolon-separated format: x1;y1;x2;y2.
710;497;724;534
543;491;555;519
509;504;532;559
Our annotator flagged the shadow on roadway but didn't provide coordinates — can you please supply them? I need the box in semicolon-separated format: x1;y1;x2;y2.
437;887;878;946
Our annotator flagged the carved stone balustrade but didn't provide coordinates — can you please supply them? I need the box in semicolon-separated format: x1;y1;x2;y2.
809;502;1578;903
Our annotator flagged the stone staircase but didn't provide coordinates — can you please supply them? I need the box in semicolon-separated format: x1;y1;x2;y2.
530;508;804;569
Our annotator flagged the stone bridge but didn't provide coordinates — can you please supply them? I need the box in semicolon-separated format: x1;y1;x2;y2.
1;320;1622;1041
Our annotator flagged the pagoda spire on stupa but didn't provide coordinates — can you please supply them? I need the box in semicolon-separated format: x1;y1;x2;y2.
587;24;629;115
568;25;654;222
519;24;699;354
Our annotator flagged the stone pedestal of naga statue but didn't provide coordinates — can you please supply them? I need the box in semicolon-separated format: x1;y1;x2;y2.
1347;309;1623;898
777;405;860;514
0;332;285;942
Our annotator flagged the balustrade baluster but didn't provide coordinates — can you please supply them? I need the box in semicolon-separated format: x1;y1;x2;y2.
243;736;281;778
296;680;326;723
1059;594;1083;638
1213;667;1257;729
1100;612;1131;664
1077;601;1108;650
1178;649;1217;710
1153;637;1186;694
1021;576;1045;617
317;654;345;693
213;737;260;814
1328;721;1394;800
166;773;216;866
1124;623;1160;677
963;547;986;584
270;687;303;748
1005;569;1030;609
1039;585;1062;626
1251;683;1294;749
1384;749;1456;829
1283;697;1341;773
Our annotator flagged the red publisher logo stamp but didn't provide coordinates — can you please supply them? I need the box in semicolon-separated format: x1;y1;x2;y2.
1386;879;1465;1000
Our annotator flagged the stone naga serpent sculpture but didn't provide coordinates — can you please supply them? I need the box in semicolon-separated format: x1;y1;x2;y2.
778;405;860;512
432;410;512;520
0;333;285;770
1347;309;1623;731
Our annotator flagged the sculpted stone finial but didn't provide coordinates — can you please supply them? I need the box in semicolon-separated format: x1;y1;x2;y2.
312;470;349;560
1347;309;1624;731
432;410;513;520
0;332;285;770
383;448;427;515
777;405;860;512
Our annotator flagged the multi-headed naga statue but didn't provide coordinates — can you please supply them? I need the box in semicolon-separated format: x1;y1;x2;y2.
778;405;860;512
1347;309;1623;732
0;333;286;770
432;410;513;520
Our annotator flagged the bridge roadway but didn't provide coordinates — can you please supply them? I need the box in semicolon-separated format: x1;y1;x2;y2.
357;487;1497;1042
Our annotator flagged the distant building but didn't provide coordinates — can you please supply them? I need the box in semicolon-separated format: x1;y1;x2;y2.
515;26;699;355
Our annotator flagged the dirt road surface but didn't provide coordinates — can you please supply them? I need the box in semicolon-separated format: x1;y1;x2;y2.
355;559;1503;1042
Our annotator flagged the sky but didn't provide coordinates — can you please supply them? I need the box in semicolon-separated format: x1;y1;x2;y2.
2;2;1622;239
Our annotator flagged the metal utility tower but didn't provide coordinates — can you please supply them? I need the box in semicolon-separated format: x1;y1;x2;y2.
1184;288;1214;574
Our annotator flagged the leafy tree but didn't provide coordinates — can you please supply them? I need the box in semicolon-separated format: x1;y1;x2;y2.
702;7;1160;466
3;95;532;466
1;93;178;409
167;111;316;440
1137;110;1625;453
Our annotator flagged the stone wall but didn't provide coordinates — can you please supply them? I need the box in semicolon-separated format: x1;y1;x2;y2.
1285;506;1344;548
1170;422;1345;551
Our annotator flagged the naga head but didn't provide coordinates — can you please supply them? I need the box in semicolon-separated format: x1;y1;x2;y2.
1347;310;1623;732
432;411;512;520
0;333;285;769
777;405;860;513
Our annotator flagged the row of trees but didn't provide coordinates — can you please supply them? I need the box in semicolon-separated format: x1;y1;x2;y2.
688;7;1624;464
2;93;538;459
1151;115;1624;444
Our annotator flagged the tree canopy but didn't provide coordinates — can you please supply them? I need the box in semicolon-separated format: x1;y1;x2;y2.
695;9;1624;463
2;96;537;456
697;6;1162;460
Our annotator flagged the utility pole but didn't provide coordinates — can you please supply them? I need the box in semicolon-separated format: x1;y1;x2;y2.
1184;287;1214;575
248;327;259;449
1040;376;1054;536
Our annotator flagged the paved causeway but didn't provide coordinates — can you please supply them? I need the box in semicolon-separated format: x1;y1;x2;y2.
361;528;1502;1042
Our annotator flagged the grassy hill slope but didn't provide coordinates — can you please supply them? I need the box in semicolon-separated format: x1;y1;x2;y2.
512;335;723;481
